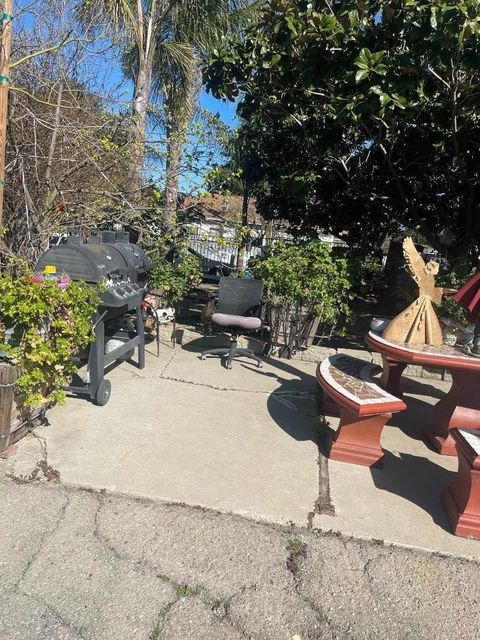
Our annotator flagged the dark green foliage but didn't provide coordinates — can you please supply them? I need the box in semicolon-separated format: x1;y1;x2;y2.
204;0;480;267
437;266;471;326
204;163;244;195
251;240;352;321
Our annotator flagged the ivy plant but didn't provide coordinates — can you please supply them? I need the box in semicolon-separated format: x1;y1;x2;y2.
0;274;98;406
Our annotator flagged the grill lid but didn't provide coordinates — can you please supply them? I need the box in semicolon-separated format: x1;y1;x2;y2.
36;231;151;284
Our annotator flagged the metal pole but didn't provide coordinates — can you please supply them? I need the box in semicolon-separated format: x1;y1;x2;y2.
0;0;12;229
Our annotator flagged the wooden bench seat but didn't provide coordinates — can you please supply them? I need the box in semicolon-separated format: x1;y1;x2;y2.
443;429;480;539
316;354;406;467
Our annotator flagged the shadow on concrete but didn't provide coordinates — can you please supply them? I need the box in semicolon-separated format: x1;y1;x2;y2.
371;450;455;532
183;337;321;444
400;375;447;400
387;395;437;442
243;355;320;445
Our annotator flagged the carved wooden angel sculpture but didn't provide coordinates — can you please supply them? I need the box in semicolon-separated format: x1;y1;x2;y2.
382;237;445;345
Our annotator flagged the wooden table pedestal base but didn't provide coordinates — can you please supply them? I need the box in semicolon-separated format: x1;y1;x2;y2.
425;369;480;456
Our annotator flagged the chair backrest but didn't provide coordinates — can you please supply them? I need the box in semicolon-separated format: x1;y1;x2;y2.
217;277;264;316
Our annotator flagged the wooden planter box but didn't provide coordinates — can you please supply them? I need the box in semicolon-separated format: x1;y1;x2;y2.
0;363;44;457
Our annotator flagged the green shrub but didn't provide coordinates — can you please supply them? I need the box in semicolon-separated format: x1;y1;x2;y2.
0;274;98;406
148;252;202;306
347;256;383;293
250;240;352;352
437;268;471;328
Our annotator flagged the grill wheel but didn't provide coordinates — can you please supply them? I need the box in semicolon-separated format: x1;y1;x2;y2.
94;379;111;406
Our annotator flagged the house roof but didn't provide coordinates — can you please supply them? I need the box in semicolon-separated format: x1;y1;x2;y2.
182;193;259;225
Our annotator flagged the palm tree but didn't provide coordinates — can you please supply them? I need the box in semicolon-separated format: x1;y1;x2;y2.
82;1;253;219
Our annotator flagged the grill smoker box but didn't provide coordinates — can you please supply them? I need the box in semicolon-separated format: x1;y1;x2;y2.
36;230;152;405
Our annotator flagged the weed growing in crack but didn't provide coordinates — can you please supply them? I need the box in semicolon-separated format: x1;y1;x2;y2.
175;584;200;597
287;537;306;554
149;602;176;639
8;458;60;484
316;415;331;437
8;433;60;484
149;626;161;640
286;538;307;576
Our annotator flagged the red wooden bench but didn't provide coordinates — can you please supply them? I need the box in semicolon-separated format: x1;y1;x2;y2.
316;354;406;467
443;428;480;539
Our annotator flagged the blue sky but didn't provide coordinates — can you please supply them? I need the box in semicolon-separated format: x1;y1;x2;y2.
200;89;238;128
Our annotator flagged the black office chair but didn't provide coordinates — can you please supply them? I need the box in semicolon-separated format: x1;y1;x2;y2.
201;277;264;369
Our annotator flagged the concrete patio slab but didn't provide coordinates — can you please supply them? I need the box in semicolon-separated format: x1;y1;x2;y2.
147;339;320;395
5;344;320;526
3;342;480;560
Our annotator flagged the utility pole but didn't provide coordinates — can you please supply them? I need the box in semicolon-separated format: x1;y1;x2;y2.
0;0;12;229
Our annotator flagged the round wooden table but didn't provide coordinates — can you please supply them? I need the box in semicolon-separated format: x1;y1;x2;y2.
366;331;480;456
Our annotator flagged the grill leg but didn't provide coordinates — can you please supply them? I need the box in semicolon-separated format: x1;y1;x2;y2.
136;305;145;370
89;319;105;400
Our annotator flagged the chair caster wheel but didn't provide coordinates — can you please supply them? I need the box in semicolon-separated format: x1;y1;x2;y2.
200;354;206;360
257;362;262;368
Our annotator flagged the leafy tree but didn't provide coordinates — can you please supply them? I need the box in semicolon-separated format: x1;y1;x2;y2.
158;2;256;230
204;0;480;267
204;163;244;195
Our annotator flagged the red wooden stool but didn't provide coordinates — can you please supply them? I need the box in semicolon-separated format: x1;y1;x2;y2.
443;429;480;539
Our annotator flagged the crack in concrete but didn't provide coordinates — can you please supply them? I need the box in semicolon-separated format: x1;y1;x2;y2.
15;493;71;590
158;348;177;378
149;598;179;639
14;586;88;640
205;584;259;640
92;493;124;562
92;495;265;640
307;418;335;529
7;431;61;485
284;539;337;639
158;373;318;398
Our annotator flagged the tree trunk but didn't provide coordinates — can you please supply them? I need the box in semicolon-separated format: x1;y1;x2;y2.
163;69;200;231
44;80;63;189
131;58;153;201
236;187;250;269
163;119;184;231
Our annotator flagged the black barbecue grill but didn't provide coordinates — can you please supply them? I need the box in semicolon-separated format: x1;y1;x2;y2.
36;230;152;405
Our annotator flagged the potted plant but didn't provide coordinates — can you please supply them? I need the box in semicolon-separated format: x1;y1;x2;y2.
250;240;352;357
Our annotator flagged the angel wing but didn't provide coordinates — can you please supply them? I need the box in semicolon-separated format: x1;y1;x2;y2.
403;237;426;285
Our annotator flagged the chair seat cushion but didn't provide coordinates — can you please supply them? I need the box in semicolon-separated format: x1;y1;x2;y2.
211;313;261;330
